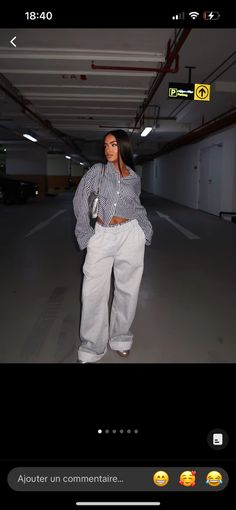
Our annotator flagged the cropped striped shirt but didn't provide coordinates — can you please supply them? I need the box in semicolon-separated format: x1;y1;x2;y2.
73;162;153;250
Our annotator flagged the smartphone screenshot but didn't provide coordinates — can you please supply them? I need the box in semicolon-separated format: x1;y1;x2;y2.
0;4;235;509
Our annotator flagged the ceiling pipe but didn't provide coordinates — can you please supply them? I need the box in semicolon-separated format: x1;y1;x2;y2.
91;57;179;74
130;28;191;136
169;54;236;120
158;107;236;153
0;73;85;157
99;126;141;129
136;107;236;164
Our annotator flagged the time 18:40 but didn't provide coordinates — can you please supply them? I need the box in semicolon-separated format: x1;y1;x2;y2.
25;12;53;20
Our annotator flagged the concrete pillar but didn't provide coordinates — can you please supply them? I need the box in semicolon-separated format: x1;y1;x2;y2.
5;144;48;199
47;154;84;192
71;161;84;186
47;154;70;192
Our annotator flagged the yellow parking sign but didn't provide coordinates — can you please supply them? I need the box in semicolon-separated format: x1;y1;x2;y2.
194;84;210;101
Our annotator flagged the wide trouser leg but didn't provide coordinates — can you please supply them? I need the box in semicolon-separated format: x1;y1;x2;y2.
109;220;145;352
78;231;113;362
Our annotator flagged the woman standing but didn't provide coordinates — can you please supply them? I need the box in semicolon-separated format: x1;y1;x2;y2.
73;130;153;363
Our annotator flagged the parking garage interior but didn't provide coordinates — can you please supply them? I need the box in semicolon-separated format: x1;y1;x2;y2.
0;26;236;363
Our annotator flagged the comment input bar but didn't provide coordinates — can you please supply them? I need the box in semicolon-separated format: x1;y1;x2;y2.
76;504;161;507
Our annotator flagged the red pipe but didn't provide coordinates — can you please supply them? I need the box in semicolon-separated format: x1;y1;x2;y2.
91;58;179;74
132;28;191;133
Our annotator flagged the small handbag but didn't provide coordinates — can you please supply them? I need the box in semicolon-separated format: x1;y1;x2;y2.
88;164;105;220
88;192;99;219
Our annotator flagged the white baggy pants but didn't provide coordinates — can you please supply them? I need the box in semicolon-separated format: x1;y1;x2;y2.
78;219;145;362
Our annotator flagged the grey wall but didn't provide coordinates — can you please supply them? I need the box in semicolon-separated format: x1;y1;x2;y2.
141;125;236;214
6;145;48;176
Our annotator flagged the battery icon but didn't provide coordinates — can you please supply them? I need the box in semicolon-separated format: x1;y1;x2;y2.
203;11;220;20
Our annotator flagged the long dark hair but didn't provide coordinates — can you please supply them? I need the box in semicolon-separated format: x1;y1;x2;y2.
102;129;135;171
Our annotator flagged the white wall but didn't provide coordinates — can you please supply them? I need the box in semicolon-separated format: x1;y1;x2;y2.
47;156;85;177
6;145;47;175
231;130;236;210
142;160;157;194
47;154;69;175
142;125;236;213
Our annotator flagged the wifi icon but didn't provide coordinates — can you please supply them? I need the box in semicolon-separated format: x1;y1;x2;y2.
189;11;199;19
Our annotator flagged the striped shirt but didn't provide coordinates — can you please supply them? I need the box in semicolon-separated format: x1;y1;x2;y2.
73;162;153;250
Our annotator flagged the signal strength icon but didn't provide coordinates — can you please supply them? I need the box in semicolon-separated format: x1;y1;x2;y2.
172;12;185;20
189;11;199;19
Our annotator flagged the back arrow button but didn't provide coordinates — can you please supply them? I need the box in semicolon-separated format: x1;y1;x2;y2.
10;36;16;47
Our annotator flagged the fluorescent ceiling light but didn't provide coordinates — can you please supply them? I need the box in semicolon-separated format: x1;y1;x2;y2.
141;127;152;137
65;155;71;159
80;162;85;165
23;133;37;142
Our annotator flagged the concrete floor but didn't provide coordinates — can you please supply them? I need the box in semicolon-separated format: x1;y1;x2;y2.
1;190;236;363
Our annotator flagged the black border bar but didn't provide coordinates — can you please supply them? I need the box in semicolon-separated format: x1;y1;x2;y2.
1;6;236;28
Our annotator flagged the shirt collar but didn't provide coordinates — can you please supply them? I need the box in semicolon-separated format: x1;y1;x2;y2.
106;162;137;179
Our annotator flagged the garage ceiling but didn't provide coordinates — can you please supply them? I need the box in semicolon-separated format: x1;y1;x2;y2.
0;28;236;165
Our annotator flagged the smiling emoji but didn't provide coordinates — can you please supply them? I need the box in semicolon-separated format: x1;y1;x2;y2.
179;470;196;487
153;470;169;487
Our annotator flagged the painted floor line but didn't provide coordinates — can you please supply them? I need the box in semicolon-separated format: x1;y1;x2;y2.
25;209;67;238
155;210;200;239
